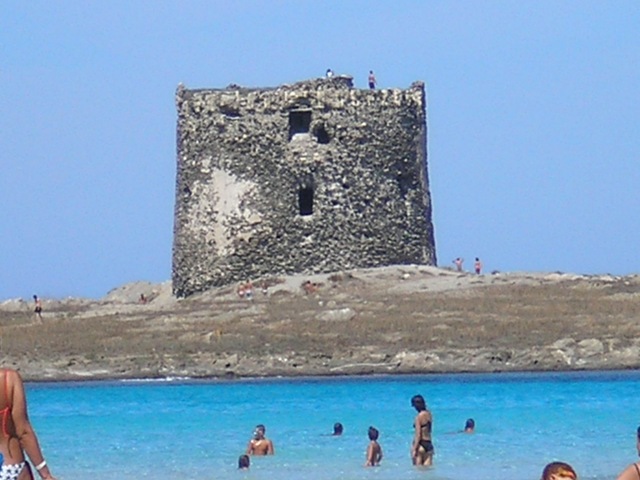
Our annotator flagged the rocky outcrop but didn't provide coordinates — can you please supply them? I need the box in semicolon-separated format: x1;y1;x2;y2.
3;267;640;381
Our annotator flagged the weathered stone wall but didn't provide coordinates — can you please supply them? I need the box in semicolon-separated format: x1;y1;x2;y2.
173;76;436;297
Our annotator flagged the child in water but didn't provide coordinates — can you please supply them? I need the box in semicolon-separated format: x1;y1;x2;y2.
238;454;250;470
463;418;475;433
541;461;577;479
365;426;383;467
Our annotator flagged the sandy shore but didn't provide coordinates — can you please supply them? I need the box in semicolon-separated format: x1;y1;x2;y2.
2;265;639;381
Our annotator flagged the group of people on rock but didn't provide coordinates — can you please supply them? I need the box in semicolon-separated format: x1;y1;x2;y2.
237;280;274;299
236;281;254;300
302;280;319;295
452;256;483;274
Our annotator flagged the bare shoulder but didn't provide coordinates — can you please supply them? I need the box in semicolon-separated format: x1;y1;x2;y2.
617;463;640;480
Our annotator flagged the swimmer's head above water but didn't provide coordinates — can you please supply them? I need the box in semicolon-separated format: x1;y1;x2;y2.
238;454;250;469
464;418;475;433
541;461;577;480
333;422;343;436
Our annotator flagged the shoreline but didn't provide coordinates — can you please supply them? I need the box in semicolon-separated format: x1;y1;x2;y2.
23;367;640;386
3;265;640;382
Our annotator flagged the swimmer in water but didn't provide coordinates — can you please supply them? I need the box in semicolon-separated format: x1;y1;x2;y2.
463;418;475;433
238;454;250;470
246;424;274;455
541;461;577;480
411;394;434;466
365;426;383;467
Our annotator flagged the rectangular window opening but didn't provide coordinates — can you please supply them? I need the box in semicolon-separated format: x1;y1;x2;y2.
299;187;314;216
289;110;312;140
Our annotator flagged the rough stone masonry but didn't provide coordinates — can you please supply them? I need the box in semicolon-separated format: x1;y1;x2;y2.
172;76;436;297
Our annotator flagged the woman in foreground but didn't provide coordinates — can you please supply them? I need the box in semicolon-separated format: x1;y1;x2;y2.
0;368;56;480
616;426;640;480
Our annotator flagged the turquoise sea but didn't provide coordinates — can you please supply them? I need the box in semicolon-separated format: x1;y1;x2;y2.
28;371;640;479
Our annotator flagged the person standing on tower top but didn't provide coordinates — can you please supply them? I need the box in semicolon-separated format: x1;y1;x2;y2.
368;70;376;89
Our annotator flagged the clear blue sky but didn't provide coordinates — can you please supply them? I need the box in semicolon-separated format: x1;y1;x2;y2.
1;1;638;299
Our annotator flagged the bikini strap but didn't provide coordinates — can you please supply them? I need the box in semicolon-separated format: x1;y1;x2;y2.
1;370;9;438
4;370;9;408
634;462;640;479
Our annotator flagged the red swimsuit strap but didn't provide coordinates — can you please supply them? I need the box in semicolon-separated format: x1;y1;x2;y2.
1;370;11;438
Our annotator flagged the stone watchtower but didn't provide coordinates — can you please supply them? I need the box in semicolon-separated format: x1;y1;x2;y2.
172;76;436;297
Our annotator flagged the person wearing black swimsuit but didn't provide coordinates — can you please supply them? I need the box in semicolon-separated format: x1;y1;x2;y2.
411;394;434;466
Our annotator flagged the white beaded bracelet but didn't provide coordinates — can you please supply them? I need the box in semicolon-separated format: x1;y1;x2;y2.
35;460;47;471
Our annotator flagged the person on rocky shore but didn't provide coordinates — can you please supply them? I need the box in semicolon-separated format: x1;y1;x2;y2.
246;424;274;455
244;281;254;300
32;295;42;321
411;394;434;466
0;368;57;480
474;257;483;275
453;258;464;272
